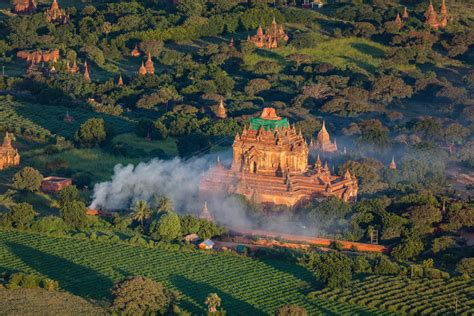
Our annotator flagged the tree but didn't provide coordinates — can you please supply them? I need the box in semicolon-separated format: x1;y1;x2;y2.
150;211;181;241
177;0;206;16
60;200;87;229
75;118;107;147
391;235;424;261
132;200;151;228
431;236;456;254
1;203;37;230
139;40;164;57
11;167;43;192
373;256;399;275
112;276;179;315
406;204;442;234
205;293;221;313
370;75;413;103
102;22;112;39
58;185;81;207
301;252;353;288
275;304;308;316
244;78;271;96
156;196;173;213
455;258;474;277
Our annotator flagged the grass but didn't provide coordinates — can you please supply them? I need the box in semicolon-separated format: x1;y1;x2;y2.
111;133;178;157
311;274;474;315
0;230;386;315
0;287;106;315
243;36;420;74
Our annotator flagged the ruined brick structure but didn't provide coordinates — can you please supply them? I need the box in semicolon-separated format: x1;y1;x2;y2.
12;0;36;14
247;18;289;49
45;0;69;24
200;108;358;207
17;49;60;64
0;133;20;170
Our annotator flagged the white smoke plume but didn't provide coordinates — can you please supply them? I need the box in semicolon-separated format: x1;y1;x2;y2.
89;153;259;229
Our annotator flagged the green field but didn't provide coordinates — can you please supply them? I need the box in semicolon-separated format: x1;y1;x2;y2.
311;275;474;315
0;230;385;315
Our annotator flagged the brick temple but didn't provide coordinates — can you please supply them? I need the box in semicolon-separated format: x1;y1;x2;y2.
200;108;358;207
247;18;289;49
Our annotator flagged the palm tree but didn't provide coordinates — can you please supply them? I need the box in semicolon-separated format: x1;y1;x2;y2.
157;196;173;213
205;293;221;313
132;200;151;228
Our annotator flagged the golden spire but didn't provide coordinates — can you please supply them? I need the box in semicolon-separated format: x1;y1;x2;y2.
402;7;409;20
344;169;352;179
118;75;123;86
389;156;397;169
83;61;90;82
138;62;147;75
216;98;227;119
145;52;154;74
440;0;447;17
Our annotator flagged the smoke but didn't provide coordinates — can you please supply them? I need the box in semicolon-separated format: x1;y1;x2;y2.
89;153;257;229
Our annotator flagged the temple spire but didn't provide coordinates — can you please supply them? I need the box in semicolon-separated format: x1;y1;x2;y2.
344;169;352;180
138;62;147;75
83;61;90;82
199;201;213;222
145;52;154;74
402;7;409;20
118;75;124;86
389;156;397;170
216;98;227;119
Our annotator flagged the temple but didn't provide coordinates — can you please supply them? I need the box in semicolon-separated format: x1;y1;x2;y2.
425;0;448;29
200;108;358;207
215;98;227;119
12;0;36;14
138;53;155;75
0;133;20;170
45;0;69;24
118;75;124;86
402;7;409;21
17;49;60;64
311;121;337;153
66;60;78;74
394;13;403;29
247;18;289;49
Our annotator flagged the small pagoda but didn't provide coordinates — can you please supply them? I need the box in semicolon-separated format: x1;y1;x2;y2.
45;0;69;24
131;44;141;57
83;61;90;82
425;0;449;30
199;202;214;222
215;98;227;119
311;121;337;153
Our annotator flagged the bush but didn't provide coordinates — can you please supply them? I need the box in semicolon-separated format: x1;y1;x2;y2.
1;203;37;230
431;236;456;254
11;167;43;192
291;32;319;48
75;118;107;147
373;256;399;275
424;268;450;279
455;258;474;277
111;276;180;315
150;211;181;242
60;200;87;229
31;216;67;234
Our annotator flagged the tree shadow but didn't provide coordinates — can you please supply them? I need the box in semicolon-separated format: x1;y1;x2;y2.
170;275;265;315
351;43;385;59
6;242;113;300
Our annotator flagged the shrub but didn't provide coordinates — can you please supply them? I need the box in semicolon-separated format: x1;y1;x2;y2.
11;167;43;192
275;304;308;316
75;118;107;147
111;276;180;315
424;268;450;279
1;203;37;230
455;258;474;277
373;256;399;275
150;211;181;242
431;236;456;253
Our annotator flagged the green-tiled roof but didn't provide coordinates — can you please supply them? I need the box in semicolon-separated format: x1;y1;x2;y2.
249;117;289;131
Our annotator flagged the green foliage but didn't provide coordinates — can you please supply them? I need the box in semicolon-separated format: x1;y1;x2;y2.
180;215;225;239
60;200;87;229
75;118;107;148
391;235;424;261
431;236;456;254
1;203;37;230
455;258;474;277
30;216;67;234
12;167;43;192
150;211;181;242
111;276;179;315
58;185;81;207
373;256;399;275
353;256;372;274
300;252;353;289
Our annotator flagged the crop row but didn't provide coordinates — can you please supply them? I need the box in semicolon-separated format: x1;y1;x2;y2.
0;231;379;315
